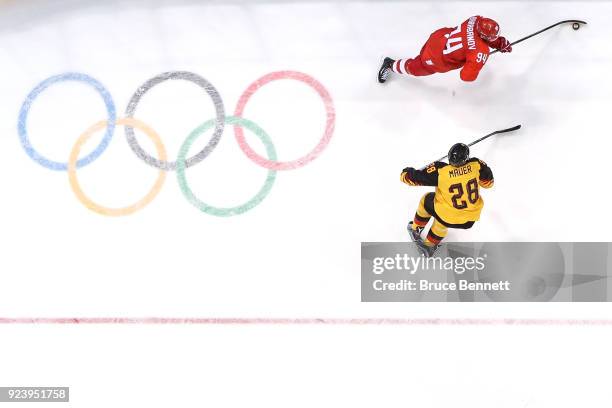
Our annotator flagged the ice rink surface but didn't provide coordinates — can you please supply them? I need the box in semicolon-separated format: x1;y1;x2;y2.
0;0;611;406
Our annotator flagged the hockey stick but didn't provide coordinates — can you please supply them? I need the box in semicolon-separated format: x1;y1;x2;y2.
490;20;587;55
420;124;521;169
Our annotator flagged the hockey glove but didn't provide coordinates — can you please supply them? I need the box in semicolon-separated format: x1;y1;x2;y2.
489;36;512;53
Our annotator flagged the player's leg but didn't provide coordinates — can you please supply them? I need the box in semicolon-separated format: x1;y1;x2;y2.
412;193;432;231
378;40;434;83
408;193;433;242
425;219;448;247
379;54;436;83
394;56;436;77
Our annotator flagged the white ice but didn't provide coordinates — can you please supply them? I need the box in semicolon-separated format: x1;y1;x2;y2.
0;1;611;407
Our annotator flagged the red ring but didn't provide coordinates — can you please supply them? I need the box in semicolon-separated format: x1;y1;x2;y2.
233;71;335;171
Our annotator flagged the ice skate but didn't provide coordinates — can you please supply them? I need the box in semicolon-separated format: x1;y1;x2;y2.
408;222;440;257
378;57;395;83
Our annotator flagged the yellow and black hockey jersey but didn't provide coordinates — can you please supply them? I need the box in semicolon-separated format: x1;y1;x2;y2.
401;158;494;225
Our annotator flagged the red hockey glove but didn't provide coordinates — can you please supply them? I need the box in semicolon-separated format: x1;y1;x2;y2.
489;36;512;53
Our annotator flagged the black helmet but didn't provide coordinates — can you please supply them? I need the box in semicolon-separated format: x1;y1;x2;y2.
448;143;470;167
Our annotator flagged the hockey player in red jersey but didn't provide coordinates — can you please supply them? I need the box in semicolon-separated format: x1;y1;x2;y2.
378;16;512;83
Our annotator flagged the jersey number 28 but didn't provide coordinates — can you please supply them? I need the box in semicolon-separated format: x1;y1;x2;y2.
449;178;479;209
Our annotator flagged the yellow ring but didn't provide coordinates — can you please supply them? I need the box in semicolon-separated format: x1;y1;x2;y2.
67;118;167;216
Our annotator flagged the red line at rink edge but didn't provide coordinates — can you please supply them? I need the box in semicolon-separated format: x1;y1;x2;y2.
1;318;612;325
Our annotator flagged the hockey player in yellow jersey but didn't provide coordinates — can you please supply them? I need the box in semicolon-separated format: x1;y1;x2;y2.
401;143;494;256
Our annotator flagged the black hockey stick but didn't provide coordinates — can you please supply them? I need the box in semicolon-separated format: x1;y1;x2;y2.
490;20;587;55
420;125;521;169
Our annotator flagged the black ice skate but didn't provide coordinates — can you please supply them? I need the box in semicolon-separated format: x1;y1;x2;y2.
378;57;395;83
408;222;440;258
408;221;423;242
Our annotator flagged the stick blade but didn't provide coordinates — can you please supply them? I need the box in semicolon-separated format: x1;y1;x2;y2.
565;19;587;25
498;124;522;134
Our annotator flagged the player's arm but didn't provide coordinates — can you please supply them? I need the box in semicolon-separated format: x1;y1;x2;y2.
400;162;443;187
477;159;494;188
460;46;489;82
459;63;482;82
460;55;487;82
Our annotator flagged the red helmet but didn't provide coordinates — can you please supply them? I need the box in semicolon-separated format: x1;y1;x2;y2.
476;17;500;42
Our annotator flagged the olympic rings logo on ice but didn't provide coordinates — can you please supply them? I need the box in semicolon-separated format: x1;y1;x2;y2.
17;71;336;217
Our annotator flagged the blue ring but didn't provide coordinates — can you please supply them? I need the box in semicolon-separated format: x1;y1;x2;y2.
17;72;116;171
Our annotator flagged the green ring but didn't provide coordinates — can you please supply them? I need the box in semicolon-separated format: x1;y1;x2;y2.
177;116;277;217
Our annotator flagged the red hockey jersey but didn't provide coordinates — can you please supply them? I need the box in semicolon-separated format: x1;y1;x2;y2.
420;16;492;81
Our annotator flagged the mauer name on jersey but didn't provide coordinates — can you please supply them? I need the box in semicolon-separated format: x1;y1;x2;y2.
448;164;473;178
